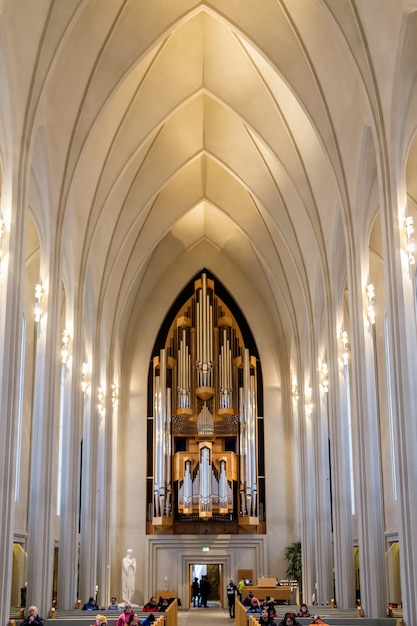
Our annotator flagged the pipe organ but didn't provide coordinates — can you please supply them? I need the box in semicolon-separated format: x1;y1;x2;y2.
152;273;260;530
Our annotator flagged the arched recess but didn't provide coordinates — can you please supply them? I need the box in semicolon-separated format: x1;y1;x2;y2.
146;269;265;536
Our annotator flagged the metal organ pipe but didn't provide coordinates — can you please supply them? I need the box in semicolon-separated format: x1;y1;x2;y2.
239;386;247;515
249;374;257;516
154;374;161;517
219;460;227;510
202;275;207;367
154;349;167;517
165;385;172;516
200;445;212;515
184;460;192;513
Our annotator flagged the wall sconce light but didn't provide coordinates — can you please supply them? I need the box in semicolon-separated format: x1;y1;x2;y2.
292;384;299;402
320;361;329;393
404;215;415;265
111;383;119;408
0;218;6;270
34;283;44;322
81;359;90;393
97;387;105;416
61;329;71;364
366;284;376;325
340;330;350;365
305;386;313;416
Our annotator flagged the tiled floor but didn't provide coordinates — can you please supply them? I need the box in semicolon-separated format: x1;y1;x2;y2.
177;604;231;626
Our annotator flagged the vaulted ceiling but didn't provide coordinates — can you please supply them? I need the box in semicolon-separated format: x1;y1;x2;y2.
1;0;415;364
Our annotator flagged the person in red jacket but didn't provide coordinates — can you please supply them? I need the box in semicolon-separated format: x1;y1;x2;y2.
142;597;158;612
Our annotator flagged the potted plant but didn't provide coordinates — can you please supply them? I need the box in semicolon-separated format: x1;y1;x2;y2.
284;541;302;601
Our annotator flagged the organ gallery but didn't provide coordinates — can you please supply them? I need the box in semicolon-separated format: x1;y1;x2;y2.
150;272;264;533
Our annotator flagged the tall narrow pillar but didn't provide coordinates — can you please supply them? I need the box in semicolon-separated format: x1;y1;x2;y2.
57;349;82;609
330;359;355;608
350;282;386;617
26;292;60;616
78;382;98;604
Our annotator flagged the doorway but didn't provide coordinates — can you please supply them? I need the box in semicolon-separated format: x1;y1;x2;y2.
190;563;222;604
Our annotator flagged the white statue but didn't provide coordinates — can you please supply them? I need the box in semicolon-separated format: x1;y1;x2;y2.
122;549;136;603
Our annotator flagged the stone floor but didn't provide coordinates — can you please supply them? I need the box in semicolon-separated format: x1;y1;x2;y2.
178;603;230;626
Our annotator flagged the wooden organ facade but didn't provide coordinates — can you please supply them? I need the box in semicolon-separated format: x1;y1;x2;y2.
149;272;263;534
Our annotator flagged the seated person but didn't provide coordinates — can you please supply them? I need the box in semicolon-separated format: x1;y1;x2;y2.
157;598;169;612
116;605;133;626
93;616;107;626
278;612;302;626
296;603;310;617
311;615;329;625
247;597;262;613
258;608;275;625
128;614;140;626
83;597;99;611
267;603;277;619
140;614;155;626
20;605;44;626
106;598;120;611
143;596;159;612
242;591;254;606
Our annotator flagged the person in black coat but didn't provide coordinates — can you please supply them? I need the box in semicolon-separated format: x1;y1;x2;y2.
191;577;200;607
20;606;44;626
199;575;211;607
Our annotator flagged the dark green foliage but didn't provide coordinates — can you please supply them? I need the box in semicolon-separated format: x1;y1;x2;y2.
284;541;302;582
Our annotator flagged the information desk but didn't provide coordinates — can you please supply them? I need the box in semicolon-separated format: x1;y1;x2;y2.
243;585;292;603
157;590;175;600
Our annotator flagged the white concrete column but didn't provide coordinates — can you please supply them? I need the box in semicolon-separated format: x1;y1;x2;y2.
57;346;83;609
313;387;333;606
97;369;116;608
381;189;417;626
0;215;24;626
298;369;316;606
349;276;386;618
78;378;98;605
26;285;60;617
330;358;355;609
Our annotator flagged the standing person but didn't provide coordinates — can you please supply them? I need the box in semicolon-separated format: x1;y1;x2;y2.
191;577;200;607
237;578;245;601
20;606;44;626
200;574;211;607
226;579;237;618
122;549;136;604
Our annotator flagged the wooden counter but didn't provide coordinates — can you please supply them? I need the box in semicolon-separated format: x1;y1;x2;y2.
243;585;292;602
157;590;175;599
